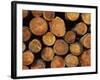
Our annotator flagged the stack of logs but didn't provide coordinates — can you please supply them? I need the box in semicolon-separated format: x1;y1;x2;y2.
22;10;91;69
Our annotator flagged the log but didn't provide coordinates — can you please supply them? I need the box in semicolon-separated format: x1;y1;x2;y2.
43;11;55;21
23;27;31;42
64;31;76;43
42;32;56;46
30;17;48;36
32;11;43;17
53;39;69;55
41;47;54;62
31;59;45;69
70;42;83;56
23;50;34;66
73;22;87;35
65;12;80;21
22;10;28;18
81;13;91;25
80;33;91;48
65;54;79;67
79;49;91;66
29;39;42;53
51;56;65;68
50;17;66;37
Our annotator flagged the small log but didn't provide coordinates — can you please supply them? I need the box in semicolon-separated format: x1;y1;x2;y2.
29;39;42;53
